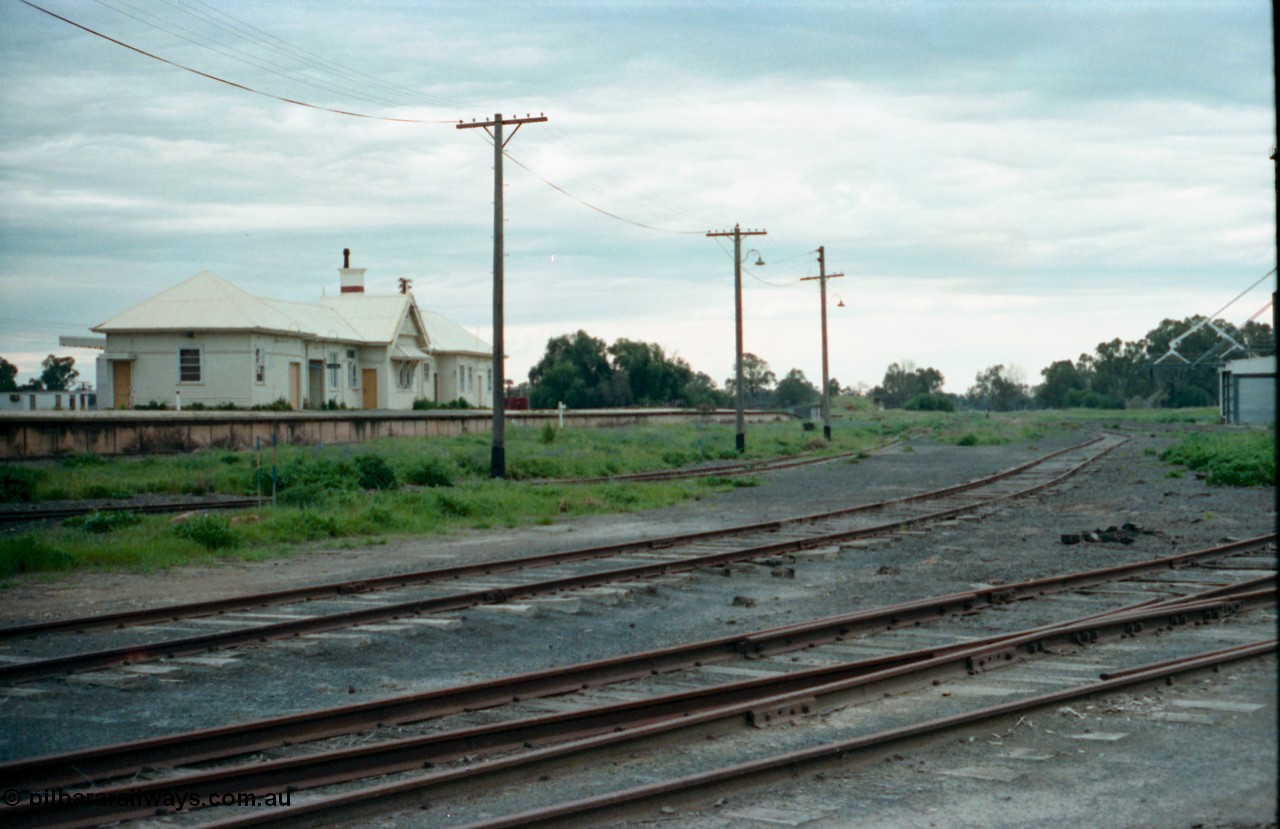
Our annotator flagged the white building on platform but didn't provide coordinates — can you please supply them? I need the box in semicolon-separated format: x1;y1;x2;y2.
88;255;492;411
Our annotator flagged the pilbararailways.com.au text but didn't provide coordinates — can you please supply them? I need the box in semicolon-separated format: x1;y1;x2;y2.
9;787;291;812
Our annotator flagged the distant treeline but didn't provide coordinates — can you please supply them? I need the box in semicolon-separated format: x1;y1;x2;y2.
870;315;1274;412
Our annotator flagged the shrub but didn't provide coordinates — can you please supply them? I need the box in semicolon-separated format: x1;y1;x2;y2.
0;466;42;502
903;392;955;412
1161;431;1275;487
251;398;292;411
956;433;979;446
540;423;557;444
354;455;398;490
58;453;108;468
66;510;142;534
0;535;76;577
174;513;241;550
405;457;453;488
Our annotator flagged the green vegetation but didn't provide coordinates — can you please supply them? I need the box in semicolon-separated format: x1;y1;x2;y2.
5;410;1257;580
1160;429;1276;487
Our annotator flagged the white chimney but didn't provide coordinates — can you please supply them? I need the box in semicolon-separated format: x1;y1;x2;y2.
339;247;365;294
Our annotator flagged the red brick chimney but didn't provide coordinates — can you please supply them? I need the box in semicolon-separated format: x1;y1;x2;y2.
339;248;365;294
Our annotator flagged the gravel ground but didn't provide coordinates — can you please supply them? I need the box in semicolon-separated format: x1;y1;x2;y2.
1;421;1275;829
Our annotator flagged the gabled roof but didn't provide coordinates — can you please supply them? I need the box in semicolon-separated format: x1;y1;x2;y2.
420;309;491;357
318;293;422;346
93;272;312;336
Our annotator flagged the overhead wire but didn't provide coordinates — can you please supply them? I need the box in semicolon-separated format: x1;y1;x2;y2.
23;0;839;278
19;0;459;123
91;0;411;109
153;0;475;110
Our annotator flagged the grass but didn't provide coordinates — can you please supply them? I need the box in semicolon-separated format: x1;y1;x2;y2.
3;409;1230;580
1160;429;1276;487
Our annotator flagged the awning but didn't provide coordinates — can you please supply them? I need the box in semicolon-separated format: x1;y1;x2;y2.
392;343;430;361
103;352;136;361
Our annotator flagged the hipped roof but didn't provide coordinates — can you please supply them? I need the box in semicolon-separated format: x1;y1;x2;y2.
92;271;490;357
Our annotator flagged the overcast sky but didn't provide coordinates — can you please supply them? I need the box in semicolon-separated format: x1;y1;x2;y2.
1;0;1274;394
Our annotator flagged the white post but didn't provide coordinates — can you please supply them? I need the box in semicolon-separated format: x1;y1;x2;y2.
175;389;182;411
558;401;566;429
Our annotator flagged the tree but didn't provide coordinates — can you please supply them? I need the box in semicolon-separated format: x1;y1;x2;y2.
725;353;776;406
1035;360;1087;409
1080;338;1149;403
968;364;1030;412
681;372;728;409
39;355;78;391
608;338;694;405
871;361;945;408
528;331;619;409
0;357;16;392
774;368;819;407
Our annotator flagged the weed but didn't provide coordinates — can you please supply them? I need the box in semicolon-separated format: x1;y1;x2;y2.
354;455;398;491
1160;430;1275;487
66;511;142;534
173;514;241;550
436;492;472;517
956;433;979;446
0;466;42;502
405;457;453;488
0;535;76;577
58;453;108;468
540;423;557;444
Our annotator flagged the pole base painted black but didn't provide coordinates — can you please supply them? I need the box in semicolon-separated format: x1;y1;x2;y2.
823;425;831;441
491;445;505;479
736;432;745;453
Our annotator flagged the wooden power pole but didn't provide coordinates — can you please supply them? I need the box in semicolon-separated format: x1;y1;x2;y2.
800;246;844;441
707;224;767;453
457;112;547;478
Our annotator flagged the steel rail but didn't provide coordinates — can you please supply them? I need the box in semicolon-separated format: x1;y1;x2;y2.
0;435;1109;641
2;533;1270;795
6;581;1272;829
546;444;889;485
0;496;267;524
441;640;1276;829
123;639;1278;829
0;437;1125;683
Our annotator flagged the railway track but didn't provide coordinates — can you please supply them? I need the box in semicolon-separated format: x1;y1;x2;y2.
1;534;1272;829
0;434;1124;683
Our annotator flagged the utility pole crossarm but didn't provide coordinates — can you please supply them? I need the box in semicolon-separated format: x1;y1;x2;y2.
456;112;548;479
457;113;548;147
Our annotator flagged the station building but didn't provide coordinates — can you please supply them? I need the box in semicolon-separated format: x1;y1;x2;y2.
84;256;492;411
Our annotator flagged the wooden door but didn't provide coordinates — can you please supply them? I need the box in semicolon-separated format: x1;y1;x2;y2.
362;368;377;409
112;361;131;409
288;362;301;410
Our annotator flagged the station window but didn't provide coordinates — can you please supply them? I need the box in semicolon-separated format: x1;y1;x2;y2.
396;361;414;390
254;348;265;384
178;348;201;383
327;351;341;389
347;349;358;388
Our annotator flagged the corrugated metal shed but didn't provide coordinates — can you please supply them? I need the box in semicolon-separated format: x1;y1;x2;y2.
1219;355;1275;425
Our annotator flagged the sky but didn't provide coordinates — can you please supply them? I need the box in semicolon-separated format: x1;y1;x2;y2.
0;0;1275;395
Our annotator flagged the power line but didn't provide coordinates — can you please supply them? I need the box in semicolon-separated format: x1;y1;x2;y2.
20;0;458;124
152;0;475;109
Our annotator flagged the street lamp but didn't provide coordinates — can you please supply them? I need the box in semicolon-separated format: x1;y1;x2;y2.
707;224;768;453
